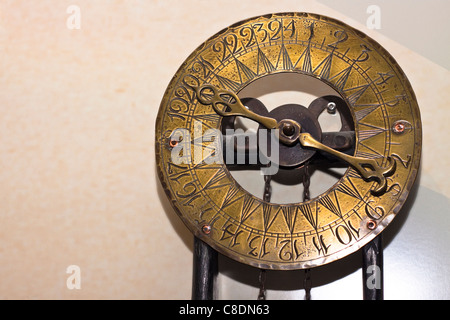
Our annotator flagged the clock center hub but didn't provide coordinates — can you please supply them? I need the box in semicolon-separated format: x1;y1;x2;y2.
282;123;296;136
259;103;322;168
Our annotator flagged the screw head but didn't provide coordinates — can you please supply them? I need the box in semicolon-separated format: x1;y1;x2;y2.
392;120;407;134
201;224;212;235
282;123;296;136
169;131;183;148
169;139;178;148
367;220;377;230
277;119;302;146
327;102;337;114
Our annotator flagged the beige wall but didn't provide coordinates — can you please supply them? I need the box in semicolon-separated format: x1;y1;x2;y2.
0;0;448;299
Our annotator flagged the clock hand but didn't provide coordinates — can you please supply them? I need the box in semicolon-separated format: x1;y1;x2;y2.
193;84;301;146
193;84;278;129
194;84;396;194
299;133;396;195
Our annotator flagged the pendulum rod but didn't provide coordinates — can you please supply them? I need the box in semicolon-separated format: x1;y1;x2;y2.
362;234;384;300
192;236;218;300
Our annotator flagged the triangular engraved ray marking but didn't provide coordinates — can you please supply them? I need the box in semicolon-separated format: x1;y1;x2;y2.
336;177;363;200
330;65;352;91
318;191;342;219
204;169;229;189
235;58;257;83
312;51;333;80
215;74;241;92
354;105;380;121
358;122;387;131
344;83;371;105
257;47;275;75
293;42;313;73
299;203;318;230
302;45;313;73
357;140;385;159
262;203;280;232
221;183;243;209
355;150;384;160
281;206;297;234
241;195;261;223
345;71;394;106
193;113;221;123
276;44;294;70
358;129;385;141
191;155;222;170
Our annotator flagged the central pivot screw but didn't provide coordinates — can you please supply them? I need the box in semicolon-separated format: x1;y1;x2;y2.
282;123;296;136
276;119;302;146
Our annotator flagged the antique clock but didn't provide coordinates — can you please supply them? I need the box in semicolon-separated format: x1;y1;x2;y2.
155;12;421;299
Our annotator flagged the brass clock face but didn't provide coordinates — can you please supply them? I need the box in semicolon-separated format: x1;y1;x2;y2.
155;13;421;270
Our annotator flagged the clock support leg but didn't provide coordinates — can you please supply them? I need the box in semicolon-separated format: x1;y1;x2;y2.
362;234;383;300
192;236;218;300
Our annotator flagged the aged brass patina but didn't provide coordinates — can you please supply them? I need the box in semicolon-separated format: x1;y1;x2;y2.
155;13;421;270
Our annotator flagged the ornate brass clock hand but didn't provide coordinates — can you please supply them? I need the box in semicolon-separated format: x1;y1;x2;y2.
195;84;396;195
299;133;396;195
193;84;278;129
193;84;302;146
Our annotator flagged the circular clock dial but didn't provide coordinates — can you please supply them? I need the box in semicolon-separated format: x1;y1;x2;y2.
155;13;421;270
